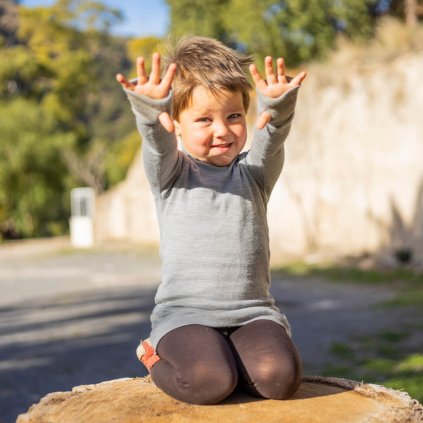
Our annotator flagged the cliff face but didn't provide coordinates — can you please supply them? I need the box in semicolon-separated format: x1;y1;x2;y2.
95;150;159;245
96;47;423;265
269;51;423;263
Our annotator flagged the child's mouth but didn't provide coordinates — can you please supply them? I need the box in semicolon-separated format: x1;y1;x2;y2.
211;143;232;150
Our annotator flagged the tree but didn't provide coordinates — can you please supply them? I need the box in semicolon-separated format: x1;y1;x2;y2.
388;0;423;27
0;99;73;238
0;0;134;239
0;0;19;46
165;0;391;66
14;0;133;190
166;0;229;40
127;36;163;72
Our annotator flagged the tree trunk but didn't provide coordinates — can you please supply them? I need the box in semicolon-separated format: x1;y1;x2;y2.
405;0;417;27
16;376;423;423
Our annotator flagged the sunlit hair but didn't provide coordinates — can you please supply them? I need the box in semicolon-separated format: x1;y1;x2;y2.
163;35;253;120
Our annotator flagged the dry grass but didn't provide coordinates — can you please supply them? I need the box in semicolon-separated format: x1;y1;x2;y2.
310;18;423;77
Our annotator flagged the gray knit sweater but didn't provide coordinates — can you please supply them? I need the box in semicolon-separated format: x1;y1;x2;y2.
125;85;299;348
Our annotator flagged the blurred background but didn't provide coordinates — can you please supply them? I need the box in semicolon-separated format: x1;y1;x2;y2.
0;0;422;421
1;0;422;265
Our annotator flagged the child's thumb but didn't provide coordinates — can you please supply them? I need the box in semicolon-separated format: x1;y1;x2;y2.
256;111;271;129
159;112;175;133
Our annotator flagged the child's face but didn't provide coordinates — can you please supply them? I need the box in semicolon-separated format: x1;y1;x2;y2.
175;86;247;167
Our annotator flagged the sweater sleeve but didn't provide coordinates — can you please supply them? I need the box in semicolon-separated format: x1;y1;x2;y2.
246;86;299;197
124;87;182;192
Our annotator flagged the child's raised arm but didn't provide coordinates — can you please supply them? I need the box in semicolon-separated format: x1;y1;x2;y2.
116;53;176;133
249;56;306;129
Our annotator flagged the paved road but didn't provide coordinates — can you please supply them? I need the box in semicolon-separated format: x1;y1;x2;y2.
0;239;416;422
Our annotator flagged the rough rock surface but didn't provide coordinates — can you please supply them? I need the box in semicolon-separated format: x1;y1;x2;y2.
16;376;423;423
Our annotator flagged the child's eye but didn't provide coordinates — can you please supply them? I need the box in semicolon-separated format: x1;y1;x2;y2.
228;113;242;120
196;117;212;123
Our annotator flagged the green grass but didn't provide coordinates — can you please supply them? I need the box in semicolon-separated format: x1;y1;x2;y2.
325;356;423;403
272;261;423;308
330;343;355;360
324;332;423;403
273;261;421;284
383;286;423;308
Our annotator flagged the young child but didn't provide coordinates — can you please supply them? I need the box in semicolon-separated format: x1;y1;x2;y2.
116;36;306;405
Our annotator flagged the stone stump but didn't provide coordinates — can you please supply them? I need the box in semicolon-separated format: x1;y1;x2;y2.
16;376;423;423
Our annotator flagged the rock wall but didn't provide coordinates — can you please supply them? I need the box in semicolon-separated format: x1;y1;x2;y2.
95;151;159;245
268;51;423;263
96;50;423;265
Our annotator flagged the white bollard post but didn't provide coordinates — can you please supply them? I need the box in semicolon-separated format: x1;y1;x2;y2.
70;188;95;248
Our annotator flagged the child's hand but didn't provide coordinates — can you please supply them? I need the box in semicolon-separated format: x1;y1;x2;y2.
249;56;306;129
116;53;177;133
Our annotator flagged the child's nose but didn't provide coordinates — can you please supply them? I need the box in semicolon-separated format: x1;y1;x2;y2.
213;120;229;137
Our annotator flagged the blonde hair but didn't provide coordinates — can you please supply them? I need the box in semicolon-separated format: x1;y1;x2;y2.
163;36;253;119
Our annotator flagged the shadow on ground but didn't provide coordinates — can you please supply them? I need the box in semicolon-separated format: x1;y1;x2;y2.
0;286;156;423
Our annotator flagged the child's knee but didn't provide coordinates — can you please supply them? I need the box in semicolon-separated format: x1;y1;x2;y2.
181;363;238;404
250;355;302;400
153;361;237;405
